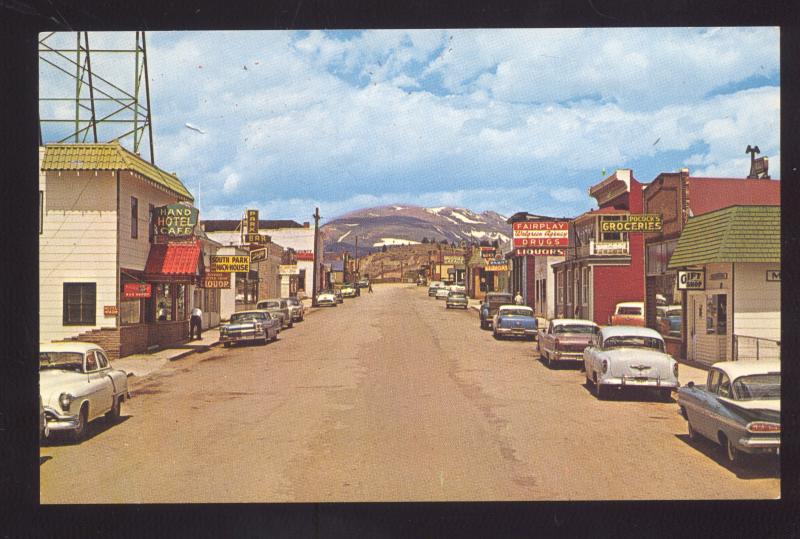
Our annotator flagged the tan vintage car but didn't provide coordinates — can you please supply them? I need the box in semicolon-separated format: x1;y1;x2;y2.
538;318;600;368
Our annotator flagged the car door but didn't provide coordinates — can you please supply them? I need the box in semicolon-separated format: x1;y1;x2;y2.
95;350;120;403
85;350;112;419
584;331;600;374
542;322;554;353
693;369;722;438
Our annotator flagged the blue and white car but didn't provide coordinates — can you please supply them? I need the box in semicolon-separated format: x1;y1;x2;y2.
678;360;780;464
492;305;538;340
583;326;679;401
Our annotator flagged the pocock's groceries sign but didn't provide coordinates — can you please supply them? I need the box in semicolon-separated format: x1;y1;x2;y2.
210;255;250;272
513;221;569;256
600;214;663;233
152;204;198;238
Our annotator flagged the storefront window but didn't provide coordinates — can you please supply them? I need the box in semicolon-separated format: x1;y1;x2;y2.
156;283;173;321
236;272;259;304
120;300;141;325
177;284;186;320
706;294;727;335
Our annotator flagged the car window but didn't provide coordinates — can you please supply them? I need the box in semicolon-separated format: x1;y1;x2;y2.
603;336;664;352
617;306;642;315
707;370;722;393
39;352;84;372
733;374;780;400
96;350;109;369
555;324;596;334
500;309;532;317
718;373;732;398
85;351;98;372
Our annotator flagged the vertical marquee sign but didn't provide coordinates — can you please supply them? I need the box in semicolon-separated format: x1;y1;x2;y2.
243;209;268;245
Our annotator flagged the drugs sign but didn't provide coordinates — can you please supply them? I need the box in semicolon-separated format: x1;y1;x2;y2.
512;221;569;248
600;214;663;233
210;255;250;272
677;270;705;290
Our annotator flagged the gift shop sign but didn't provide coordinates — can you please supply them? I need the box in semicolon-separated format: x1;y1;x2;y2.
512;221;569;248
151;204;198;237
677;270;705;290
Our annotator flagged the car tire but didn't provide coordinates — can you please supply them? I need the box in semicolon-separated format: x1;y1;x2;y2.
106;396;121;422
658;389;672;402
687;420;699;442
70;404;88;443
223;342;231;348
546;354;553;369
595;377;608;400
723;434;743;465
480;319;486;330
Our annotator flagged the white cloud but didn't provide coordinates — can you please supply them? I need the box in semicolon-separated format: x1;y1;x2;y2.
223;172;240;193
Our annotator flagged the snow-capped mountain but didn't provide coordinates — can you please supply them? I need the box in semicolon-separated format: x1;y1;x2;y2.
322;204;512;254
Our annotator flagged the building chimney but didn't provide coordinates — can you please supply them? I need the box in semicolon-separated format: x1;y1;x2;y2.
303;221;310;228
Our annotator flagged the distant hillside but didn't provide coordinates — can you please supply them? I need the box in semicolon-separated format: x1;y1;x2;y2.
322;204;511;255
355;243;468;281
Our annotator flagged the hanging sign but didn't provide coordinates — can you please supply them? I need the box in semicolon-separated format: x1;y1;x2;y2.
600;214;663;233
484;259;508;272
480;246;497;259
152;204;198;237
249;248;267;263
245;209;259;234
766;270;780;282
200;272;231;289
677;270;705;290
123;283;152;299
104;305;118;316
210;255;250;272
443;255;464;265
279;264;299;275
296;250;314;261
512;221;569;248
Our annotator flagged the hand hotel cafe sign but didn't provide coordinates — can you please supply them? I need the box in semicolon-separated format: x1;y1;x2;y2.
513;221;569;256
151;203;199;241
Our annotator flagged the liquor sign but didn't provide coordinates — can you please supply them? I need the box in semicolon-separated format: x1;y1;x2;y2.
151;204;199;237
443;255;464;265
123;283;152;299
766;269;780;282
210;255;250;272
279;264;300;275
484;259;508;272
600;214;663;233
200;272;231;289
249;248;267;263
515;247;566;256
512;221;569;248
104;305;118;316
296;250;314;261
677;270;705;290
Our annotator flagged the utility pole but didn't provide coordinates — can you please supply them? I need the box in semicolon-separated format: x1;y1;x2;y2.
311;207;321;307
354;235;359;282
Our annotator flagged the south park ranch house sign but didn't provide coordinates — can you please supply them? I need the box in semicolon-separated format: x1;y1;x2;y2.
151;204;199;237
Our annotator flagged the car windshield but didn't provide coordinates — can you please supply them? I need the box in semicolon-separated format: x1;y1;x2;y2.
555;324;597;334
230;313;265;323
39;352;84;372
616;307;642;315
489;295;513;303
733;374;781;400
603;336;664;352
449;293;466;298
287;298;299;306
500;309;532;317
259;301;280;309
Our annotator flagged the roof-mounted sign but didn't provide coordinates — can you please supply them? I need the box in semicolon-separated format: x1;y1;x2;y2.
600;214;662;233
152;204;198;238
512;221;569;248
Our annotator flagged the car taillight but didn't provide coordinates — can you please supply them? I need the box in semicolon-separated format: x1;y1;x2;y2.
746;422;780;434
601;359;608;373
554;338;560;350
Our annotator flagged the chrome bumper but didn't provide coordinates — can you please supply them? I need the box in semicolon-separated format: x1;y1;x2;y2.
602;376;679;389
738;436;780;453
44;406;80;432
550;350;583;361
220;331;263;343
496;327;536;336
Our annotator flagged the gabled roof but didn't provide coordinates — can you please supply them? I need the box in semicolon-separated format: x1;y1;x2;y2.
668;205;780;268
687;177;780;216
202;219;304;232
41;142;193;201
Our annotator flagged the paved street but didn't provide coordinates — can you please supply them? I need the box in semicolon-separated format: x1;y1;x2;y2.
40;284;779;503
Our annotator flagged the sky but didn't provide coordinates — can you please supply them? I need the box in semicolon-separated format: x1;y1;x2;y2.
39;28;780;224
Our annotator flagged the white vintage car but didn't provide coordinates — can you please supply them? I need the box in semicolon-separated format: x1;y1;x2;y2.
583;326;679;401
40;342;129;442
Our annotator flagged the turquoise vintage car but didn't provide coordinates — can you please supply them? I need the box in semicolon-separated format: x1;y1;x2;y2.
678;360;780;464
492;305;538;340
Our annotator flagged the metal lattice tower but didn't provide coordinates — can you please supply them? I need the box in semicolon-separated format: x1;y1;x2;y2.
39;31;155;163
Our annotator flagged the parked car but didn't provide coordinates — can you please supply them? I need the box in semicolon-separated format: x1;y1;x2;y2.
448;284;466;293
656;305;682;337
435;287;450;300
341;283;358;298
40;394;49;441
677;360;780;464
256;298;293;328
285;297;305;322
334;289;344;303
610;301;645;326
446;291;468;309
538;318;600;367
428;281;445;297
416;278;427;286
39;342;129;443
583;326;678;401
479;292;514;330
220;310;279;347
357;278;370;289
316;290;338;306
492;305;538;340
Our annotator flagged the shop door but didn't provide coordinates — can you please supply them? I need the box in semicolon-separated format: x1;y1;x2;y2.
688;295;700;361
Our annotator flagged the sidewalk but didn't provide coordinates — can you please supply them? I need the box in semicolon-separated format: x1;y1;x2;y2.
113;327;220;379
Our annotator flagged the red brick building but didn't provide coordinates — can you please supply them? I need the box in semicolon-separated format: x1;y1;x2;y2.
553;169;646;325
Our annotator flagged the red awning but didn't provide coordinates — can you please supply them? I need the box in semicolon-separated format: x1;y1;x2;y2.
144;241;203;280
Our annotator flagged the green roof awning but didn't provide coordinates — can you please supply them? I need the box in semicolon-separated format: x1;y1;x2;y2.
668;205;780;268
41;142;193;201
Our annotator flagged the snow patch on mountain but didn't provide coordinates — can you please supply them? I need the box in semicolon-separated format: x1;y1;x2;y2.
373;238;421;247
337;230;352;243
450;211;483;224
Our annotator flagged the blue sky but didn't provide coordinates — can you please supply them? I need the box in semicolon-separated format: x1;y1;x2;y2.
39;28;780;224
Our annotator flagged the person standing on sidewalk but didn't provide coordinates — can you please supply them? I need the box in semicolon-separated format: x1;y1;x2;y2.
190;306;203;340
514;291;523;305
368;281;373;293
